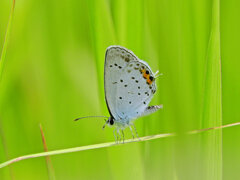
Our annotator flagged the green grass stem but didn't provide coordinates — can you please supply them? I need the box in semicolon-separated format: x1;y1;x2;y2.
0;0;15;82
0;121;239;170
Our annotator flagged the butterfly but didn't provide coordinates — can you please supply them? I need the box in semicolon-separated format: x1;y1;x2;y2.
76;46;162;143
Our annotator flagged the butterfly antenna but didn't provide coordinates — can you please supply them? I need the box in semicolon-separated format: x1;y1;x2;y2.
74;115;109;121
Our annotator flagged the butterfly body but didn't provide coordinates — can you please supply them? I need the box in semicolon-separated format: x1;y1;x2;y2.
104;46;162;134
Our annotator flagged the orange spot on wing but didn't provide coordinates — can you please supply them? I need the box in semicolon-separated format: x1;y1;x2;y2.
147;79;152;85
143;73;148;78
141;69;152;84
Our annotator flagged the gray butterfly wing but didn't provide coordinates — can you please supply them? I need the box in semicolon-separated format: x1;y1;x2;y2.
104;45;157;121
115;60;157;120
104;46;139;119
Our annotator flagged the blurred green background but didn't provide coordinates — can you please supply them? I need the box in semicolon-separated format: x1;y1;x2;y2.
0;0;239;179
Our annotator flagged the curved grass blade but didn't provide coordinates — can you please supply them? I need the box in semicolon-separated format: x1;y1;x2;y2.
0;121;239;169
39;124;56;180
0;0;16;82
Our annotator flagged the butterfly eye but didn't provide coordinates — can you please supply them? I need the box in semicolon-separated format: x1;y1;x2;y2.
110;118;114;125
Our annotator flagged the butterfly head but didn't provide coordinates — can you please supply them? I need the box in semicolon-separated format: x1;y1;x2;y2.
102;116;115;129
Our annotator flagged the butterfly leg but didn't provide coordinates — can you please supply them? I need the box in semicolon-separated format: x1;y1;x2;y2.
121;129;125;144
113;128;120;144
133;123;140;141
117;129;121;143
129;126;135;139
113;129;117;143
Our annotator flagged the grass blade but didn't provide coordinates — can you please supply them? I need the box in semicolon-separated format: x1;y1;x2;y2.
0;0;16;179
0;0;16;82
201;0;222;179
39;124;56;180
0;121;239;170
